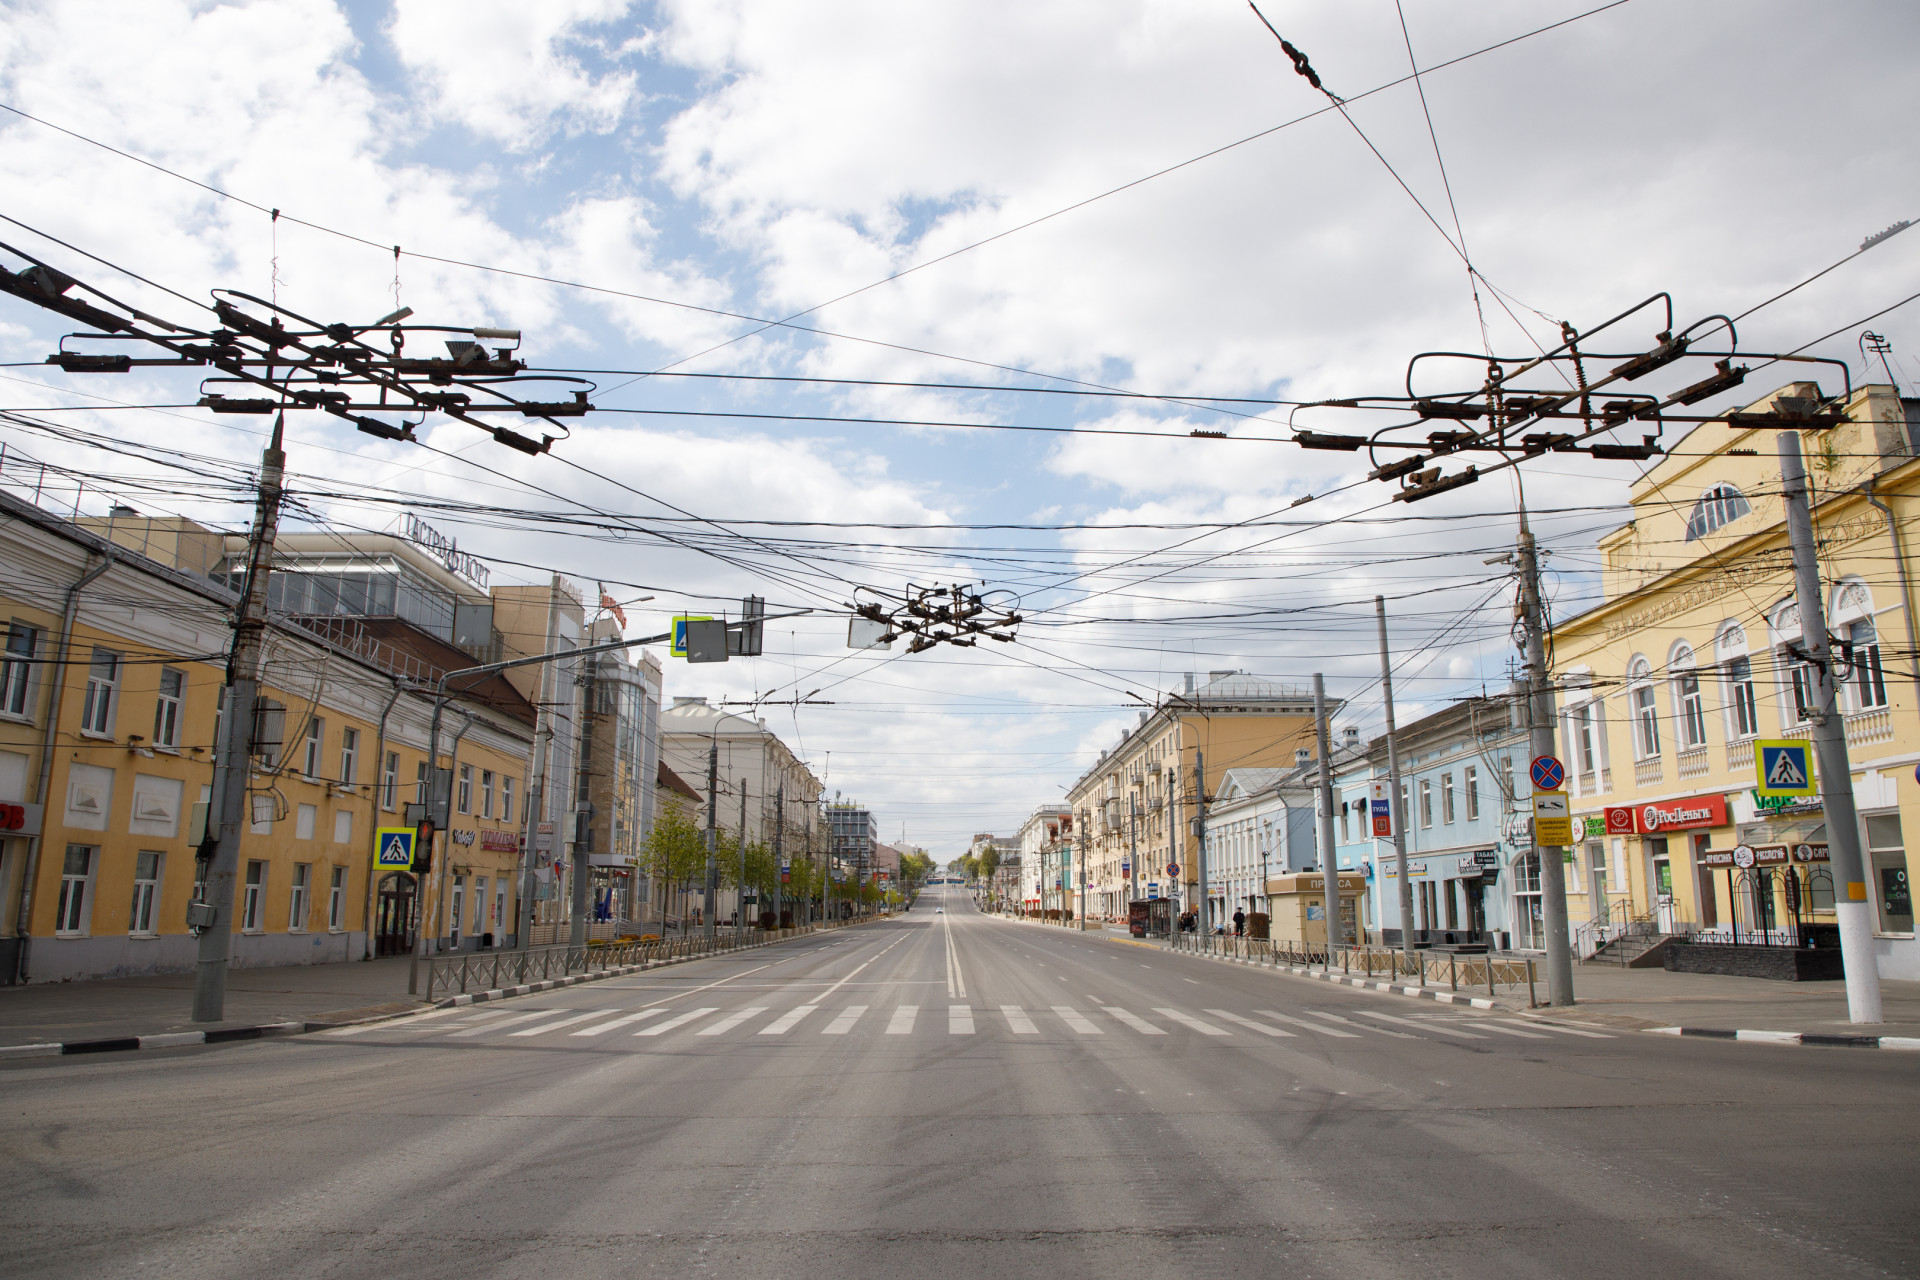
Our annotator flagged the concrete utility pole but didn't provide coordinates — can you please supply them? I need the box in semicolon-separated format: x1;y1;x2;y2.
1313;673;1343;952
1129;792;1140;907
704;740;719;945
737;782;748;939
1376;596;1415;962
773;781;785;931
516;576;561;950
1193;752;1210;935
569;656;596;948
1077;823;1088;931
1779;432;1883;1022
1516;517;1575;1006
192;414;286;1022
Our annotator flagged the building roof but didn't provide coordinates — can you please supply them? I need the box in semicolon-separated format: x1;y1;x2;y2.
657;760;702;801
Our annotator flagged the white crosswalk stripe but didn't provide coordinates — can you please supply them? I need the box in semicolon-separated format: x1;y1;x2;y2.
573;1009;668;1036
1505;1019;1614;1038
1051;1007;1102;1034
1001;1005;1038;1034
509;1009;618;1037
949;1005;974;1034
887;1005;919;1034
1254;1010;1358;1038
698;1007;769;1036
823;1005;868;1035
1101;1006;1165;1035
446;1008;559;1038
635;1007;718;1037
1436;1017;1549;1040
1154;1008;1229;1036
1358;1010;1483;1039
760;1005;818;1035
1205;1009;1295;1037
1305;1009;1415;1038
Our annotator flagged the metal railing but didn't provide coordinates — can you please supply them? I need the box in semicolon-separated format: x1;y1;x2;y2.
1168;932;1540;1005
411;917;868;1000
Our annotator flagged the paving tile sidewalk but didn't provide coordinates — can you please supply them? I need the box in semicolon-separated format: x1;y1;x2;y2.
0;957;425;1048
1506;965;1920;1040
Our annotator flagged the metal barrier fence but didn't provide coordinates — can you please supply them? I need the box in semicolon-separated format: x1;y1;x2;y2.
1168;932;1539;1005
411;917;870;1001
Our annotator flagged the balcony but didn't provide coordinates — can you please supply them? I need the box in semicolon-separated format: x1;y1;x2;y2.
1676;745;1711;780
1577;768;1613;796
1633;756;1664;788
1727;738;1754;774
1780;707;1897;750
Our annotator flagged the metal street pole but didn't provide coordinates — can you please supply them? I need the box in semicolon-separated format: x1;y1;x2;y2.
737;782;748;939
1194;752;1210;936
192;414;285;1022
1129;792;1140;908
1516;518;1575;1006
1078;824;1088;931
774;781;785;931
1313;673;1343;956
704;739;719;945
569;658;596;948
1376;595;1415;963
1779;432;1883;1022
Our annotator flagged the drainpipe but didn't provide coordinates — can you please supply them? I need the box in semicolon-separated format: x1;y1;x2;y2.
1863;475;1919;700
360;677;406;960
13;548;112;983
425;707;476;955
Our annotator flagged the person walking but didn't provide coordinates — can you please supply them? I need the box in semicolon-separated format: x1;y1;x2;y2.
1232;908;1246;937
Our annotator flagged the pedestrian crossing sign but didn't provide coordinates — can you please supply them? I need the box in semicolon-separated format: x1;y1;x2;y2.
1755;740;1816;799
374;826;415;872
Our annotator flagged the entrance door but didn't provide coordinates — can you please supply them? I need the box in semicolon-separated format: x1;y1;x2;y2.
1463;879;1486;937
1653;856;1674;932
375;872;417;956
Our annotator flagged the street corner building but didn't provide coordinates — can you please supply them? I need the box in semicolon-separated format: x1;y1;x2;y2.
1550;380;1919;979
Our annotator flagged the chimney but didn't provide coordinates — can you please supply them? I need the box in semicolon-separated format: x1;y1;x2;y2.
1294;748;1312;765
1343;725;1359;747
1184;672;1196;696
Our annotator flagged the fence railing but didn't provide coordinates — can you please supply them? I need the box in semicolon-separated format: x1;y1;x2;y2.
1168;932;1539;1005
411;917;868;1000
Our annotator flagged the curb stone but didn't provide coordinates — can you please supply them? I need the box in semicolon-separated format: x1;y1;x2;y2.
1645;1026;1920;1050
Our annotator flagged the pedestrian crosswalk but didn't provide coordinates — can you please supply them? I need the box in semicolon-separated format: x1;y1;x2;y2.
340;999;1619;1049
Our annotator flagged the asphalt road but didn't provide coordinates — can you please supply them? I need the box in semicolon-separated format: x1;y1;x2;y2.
4;884;1916;1279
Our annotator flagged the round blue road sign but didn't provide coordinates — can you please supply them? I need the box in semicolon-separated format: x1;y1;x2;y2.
1530;755;1565;792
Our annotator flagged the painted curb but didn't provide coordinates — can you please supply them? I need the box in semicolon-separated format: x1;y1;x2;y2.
1646;1026;1920;1050
0;1019;308;1062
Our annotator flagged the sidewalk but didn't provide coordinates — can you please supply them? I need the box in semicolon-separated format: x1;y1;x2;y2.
0;957;423;1048
1521;964;1920;1040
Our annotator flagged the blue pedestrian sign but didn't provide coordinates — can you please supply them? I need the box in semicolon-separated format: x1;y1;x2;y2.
1530;755;1565;792
1756;740;1816;799
374;826;415;872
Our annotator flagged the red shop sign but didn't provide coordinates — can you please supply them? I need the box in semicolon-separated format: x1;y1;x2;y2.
1610;794;1729;835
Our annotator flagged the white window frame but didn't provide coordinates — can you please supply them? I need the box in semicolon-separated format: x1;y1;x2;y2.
502;776;515;824
241;860;266;932
302;716;324;778
130;850;162;935
1628;657;1660;759
1464;765;1479;820
1717;624;1758;739
457;764;472;815
1418;779;1433;829
288;862;311;933
382;751;399;810
339;726;359;784
1670;643;1706;749
152;668;184;750
81;647;118;736
1685;483;1751;541
0;621;37;719
57;844;95;935
1441;773;1455;824
1848;618;1889;711
328;865;347;930
481;769;495;818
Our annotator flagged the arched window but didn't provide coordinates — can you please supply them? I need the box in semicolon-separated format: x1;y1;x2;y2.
1768;600;1818;723
1686;484;1751;541
1671;642;1706;748
1627;656;1660;759
1832;581;1888;711
1717;623;1758;739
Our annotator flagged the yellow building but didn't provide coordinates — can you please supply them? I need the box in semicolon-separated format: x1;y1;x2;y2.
0;492;536;984
1551;382;1918;978
1066;671;1325;928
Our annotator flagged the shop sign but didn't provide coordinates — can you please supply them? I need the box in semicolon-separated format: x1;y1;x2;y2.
1703;843;1824;868
1579;815;1608;841
0;802;43;836
1381;861;1427;877
1750;789;1821;815
1605;794;1728;835
480;829;520;852
450;829;476;846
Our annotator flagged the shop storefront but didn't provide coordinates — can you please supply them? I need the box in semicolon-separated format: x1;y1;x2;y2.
1264;872;1368;946
1374;849;1506;948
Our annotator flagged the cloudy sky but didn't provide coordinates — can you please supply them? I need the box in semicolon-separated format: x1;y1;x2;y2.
2;0;1917;855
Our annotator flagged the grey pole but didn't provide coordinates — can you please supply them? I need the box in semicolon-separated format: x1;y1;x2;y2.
1077;823;1088;931
1779;432;1884;1022
1129;792;1140;909
1313;674;1344;955
737;782;748;939
1194;752;1209;936
569;659;596;948
704;739;719;945
773;781;785;931
193;413;285;1023
1376;596;1415;963
1516;518;1575;1006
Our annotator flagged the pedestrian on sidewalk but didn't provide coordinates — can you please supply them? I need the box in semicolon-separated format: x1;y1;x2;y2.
1232;908;1246;937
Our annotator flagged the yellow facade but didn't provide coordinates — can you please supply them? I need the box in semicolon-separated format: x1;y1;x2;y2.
1550;382;1919;978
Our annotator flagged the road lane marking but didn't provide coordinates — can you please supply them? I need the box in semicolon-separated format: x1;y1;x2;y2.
1254;1010;1358;1038
1509;1020;1614;1038
1001;1005;1038;1034
1099;1006;1163;1035
1154;1008;1230;1036
697;1006;769;1036
1359;1010;1484;1039
1304;1009;1416;1039
949;1005;974;1034
886;1005;919;1034
759;1005;819;1035
944;908;966;999
573;1009;669;1036
635;1007;719;1036
446;1008;559;1037
1051;1006;1102;1034
1433;1018;1548;1040
823;1005;869;1035
1205;1009;1296;1037
509;1009;619;1037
